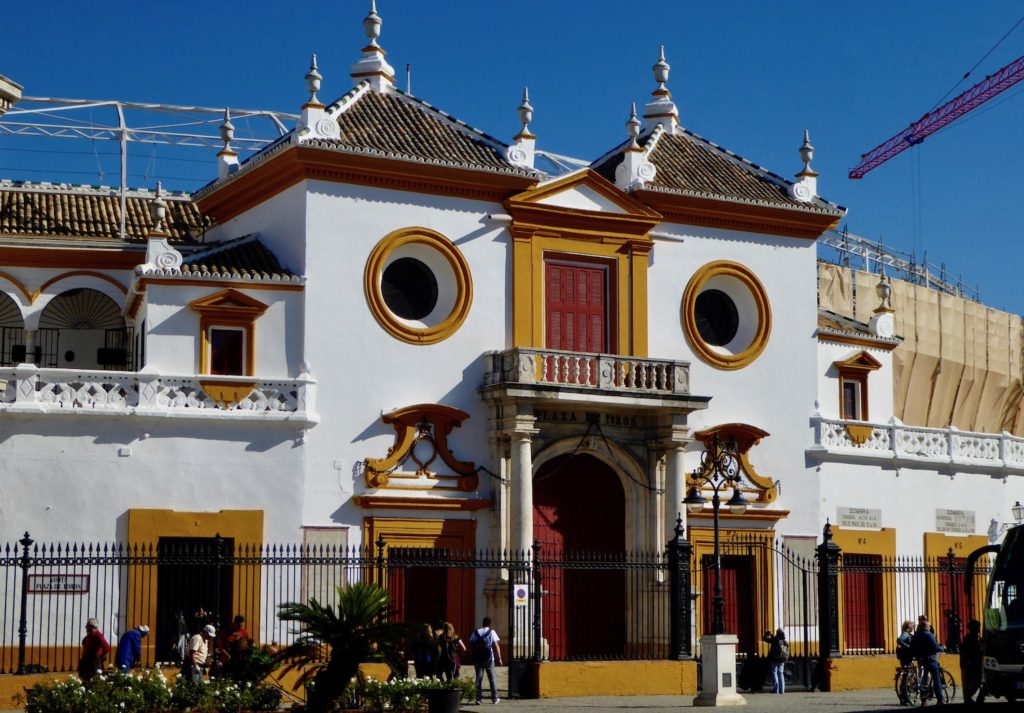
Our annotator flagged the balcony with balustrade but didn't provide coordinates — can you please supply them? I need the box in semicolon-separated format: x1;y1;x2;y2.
808;415;1024;476
480;347;707;411
0;364;318;426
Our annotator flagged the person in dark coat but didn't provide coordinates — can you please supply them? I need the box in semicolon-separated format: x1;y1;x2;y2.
960;619;984;704
912;616;945;705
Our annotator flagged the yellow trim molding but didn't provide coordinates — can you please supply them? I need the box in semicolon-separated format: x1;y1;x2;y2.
690;423;779;504
505;170;658;355
922;532;989;630
844;424;875;445
34;270;128;303
189;289;269;376
0;271;32;304
682;260;771;370
353;495;493;511
831;526;896;654
199;379;257;407
363;227;473;345
835;350;881;422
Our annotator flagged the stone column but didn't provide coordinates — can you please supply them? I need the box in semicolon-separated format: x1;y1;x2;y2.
661;415;692;542
508;415;538;556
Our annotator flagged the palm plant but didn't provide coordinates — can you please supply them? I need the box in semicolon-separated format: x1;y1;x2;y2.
276;581;410;713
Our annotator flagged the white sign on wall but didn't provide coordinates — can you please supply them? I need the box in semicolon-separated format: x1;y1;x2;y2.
936;509;975;534
837;506;882;529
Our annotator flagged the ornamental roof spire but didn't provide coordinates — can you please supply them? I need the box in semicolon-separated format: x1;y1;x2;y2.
626;102;641;149
616;103;657;190
789;129;819;203
297;54;340;143
506;87;536;169
350;0;395;92
305;54;324;107
149;182;167;233
642;46;678;133
216;108;239;179
141;181;183;273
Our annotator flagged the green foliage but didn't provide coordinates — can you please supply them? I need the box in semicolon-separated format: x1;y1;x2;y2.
21;669;281;713
276;581;412;713
226;642;278;684
361;675;476;712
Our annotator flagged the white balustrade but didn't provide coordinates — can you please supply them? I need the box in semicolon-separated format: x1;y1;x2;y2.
0;366;317;424
811;416;1024;475
485;348;690;396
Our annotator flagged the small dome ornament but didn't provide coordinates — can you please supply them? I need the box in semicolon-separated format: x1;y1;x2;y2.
789;128;819;202
364;0;382;47
218;108;235;148
875;270;894;313
799;129;814;172
653;46;671;92
305;53;323;106
517;87;534;134
149;182;167;233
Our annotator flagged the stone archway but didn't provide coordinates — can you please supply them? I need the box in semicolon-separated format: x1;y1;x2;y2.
37;288;128;369
533;453;625;659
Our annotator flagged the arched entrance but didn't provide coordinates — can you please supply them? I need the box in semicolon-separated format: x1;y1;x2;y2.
533;453;625;659
0;292;25;365
38;288;132;369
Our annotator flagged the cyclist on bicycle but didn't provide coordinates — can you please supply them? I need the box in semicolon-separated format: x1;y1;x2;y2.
912;616;945;705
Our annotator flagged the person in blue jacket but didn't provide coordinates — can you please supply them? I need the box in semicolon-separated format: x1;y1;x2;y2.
911;616;945;705
114;624;149;672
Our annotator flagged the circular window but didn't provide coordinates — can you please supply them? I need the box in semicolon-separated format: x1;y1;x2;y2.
694;289;739;346
682;261;771;370
364;228;473;344
382;258;438;320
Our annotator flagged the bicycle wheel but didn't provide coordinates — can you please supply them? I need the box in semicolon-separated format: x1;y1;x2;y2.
939;667;956;703
895;668;914;706
903;668;921;706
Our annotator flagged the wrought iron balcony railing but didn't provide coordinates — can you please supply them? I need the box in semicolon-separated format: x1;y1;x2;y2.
0;365;318;425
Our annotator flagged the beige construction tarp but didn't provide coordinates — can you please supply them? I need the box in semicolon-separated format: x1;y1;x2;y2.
817;263;1024;436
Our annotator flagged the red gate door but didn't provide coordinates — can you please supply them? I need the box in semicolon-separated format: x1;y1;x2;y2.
701;554;757;652
842;554;885;650
545;262;607;354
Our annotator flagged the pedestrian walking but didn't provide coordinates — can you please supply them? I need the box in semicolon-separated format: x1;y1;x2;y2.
469;616;502;704
960;619;984;704
763;628;788;694
183;623;216;682
78;617;111;682
437;621;466;681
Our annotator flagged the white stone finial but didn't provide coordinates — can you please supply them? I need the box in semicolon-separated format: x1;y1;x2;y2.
789;128;819;202
626;102;641;147
616;103;657;191
305;53;323;107
643;46;678;133
517;87;534;134
217;109;240;179
364;0;382;47
150;182;167;233
351;0;395;91
869;268;895;336
506;87;536;169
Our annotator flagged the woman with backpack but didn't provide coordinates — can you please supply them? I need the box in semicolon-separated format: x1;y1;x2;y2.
412;623;438;679
764;628;789;694
436;621;466;681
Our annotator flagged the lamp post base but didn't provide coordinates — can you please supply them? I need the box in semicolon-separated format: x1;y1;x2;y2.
693;634;747;707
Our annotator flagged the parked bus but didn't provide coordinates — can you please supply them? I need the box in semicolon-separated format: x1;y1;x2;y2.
966;523;1024;702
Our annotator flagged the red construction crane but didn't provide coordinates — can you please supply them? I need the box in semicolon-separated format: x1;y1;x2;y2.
849;53;1024;179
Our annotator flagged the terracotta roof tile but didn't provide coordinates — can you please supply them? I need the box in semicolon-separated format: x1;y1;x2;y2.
317;89;517;172
593;129;843;215
182;236;295;280
0;183;204;243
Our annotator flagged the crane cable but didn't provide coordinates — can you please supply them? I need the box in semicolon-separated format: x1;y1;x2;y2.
929;12;1024;111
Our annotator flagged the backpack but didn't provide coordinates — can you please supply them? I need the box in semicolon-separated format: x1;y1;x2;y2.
470;628;492;665
769;638;789;662
441;636;459;670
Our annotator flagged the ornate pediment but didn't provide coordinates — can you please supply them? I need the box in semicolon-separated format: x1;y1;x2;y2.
364;403;478;492
688;423;779;505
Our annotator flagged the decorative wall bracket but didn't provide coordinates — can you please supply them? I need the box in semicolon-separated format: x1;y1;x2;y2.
364;403;478;491
688;423;779;504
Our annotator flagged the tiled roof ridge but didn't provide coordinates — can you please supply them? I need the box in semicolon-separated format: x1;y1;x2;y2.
816;308;901;344
672;126;845;214
387;87;515;158
642;124;667;158
0;179;192;200
640;181;843;216
183;233;260;264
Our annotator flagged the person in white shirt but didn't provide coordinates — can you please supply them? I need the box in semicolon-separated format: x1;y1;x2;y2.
183;624;216;682
469;616;502;704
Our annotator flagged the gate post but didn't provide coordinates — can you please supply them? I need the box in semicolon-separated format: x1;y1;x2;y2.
667;515;692;659
531;541;542;662
816;521;841;689
212;533;225;667
16;532;33;675
945;547;962;653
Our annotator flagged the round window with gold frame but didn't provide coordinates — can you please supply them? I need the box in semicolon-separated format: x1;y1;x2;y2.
364;227;473;344
682;260;771;370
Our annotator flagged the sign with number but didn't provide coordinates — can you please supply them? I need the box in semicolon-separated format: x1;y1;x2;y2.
837;506;882;529
28;574;89;593
936;509;975;534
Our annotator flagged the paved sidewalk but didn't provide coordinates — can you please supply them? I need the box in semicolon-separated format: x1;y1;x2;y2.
458;688;1015;711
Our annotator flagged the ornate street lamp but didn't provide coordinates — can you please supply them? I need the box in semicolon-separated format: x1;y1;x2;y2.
684;434;748;636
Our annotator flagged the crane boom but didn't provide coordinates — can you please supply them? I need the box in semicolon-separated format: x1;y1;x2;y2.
849;53;1024;179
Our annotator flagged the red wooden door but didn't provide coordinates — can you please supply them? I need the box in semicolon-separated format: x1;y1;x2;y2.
842;554;885;650
701;554;757;652
534;454;625;659
938;556;970;645
545;262;607;353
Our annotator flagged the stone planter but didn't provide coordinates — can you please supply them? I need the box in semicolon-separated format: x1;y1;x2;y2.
426;688;463;713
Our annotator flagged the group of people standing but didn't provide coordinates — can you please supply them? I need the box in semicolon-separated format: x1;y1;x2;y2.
411;616;502;705
77;618;150;681
898;614;985;706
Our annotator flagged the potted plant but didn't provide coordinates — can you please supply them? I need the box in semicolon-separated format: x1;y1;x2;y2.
276;581;410;713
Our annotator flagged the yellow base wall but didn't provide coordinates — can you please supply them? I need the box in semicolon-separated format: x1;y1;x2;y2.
535;660;698;697
829;653;956;691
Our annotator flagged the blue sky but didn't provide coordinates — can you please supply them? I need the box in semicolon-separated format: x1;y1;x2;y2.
3;1;1024;314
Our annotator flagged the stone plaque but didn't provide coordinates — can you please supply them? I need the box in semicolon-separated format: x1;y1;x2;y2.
936;509;975;534
28;574;89;593
837;506;882;529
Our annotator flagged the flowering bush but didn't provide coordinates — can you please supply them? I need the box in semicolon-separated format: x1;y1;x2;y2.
361;676;475;712
21;670;281;713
